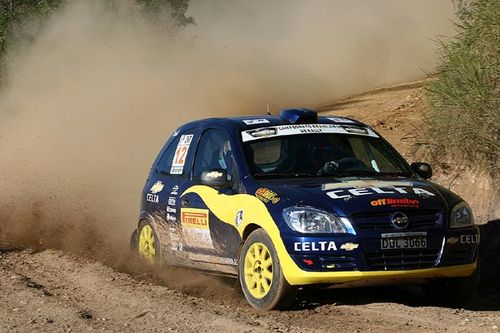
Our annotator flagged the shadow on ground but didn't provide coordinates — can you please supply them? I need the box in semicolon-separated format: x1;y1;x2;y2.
475;219;500;309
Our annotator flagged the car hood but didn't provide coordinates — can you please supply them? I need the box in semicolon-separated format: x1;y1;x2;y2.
255;177;462;217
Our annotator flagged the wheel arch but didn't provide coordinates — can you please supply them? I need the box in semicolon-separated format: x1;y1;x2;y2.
237;223;262;265
241;223;262;243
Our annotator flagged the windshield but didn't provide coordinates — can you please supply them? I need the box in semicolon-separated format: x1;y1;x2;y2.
242;133;412;179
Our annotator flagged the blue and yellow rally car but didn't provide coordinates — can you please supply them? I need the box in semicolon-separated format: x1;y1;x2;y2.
131;109;479;310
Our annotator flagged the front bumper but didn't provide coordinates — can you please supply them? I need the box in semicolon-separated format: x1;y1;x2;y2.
283;262;477;285
279;227;479;285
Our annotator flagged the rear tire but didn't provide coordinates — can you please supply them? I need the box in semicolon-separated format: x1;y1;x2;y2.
239;228;297;310
137;220;161;265
422;268;479;307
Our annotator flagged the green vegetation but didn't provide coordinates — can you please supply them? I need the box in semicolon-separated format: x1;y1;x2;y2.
0;0;191;83
0;0;62;80
425;0;499;177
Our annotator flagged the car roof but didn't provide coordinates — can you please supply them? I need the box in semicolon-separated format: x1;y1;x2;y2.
176;113;368;133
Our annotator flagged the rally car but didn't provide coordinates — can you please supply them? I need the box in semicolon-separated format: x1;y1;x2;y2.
131;108;479;310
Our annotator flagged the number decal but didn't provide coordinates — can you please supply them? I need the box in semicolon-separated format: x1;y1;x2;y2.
170;134;193;174
173;146;188;165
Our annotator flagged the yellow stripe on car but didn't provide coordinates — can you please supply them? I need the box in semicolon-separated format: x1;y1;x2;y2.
181;185;477;285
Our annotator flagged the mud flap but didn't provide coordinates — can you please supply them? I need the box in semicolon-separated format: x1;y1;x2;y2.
130;229;138;251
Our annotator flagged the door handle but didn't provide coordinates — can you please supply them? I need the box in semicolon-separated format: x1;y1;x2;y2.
181;198;190;207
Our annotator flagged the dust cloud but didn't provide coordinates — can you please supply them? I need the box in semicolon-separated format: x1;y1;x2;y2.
0;1;456;258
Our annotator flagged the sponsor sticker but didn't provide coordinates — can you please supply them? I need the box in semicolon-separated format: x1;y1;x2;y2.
241;124;378;142
181;208;213;249
242;119;270;125
340;242;359;251
327;117;356;124
166;206;176;213
147;181;163;203
168;223;182;251
371;197;420;208
255;188;280;204
326;186;435;200
168;197;176;206
170;185;179;196
322;180;414;191
235;210;243;227
293;241;337;252
343;126;368;135
245;127;277;139
206;171;224;178
146;193;159;203
149;181;164;194
170;134;193;175
460;234;479;244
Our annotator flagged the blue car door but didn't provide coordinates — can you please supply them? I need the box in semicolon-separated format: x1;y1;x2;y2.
179;127;242;274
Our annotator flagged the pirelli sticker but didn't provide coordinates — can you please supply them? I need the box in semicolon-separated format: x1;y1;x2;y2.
181;208;213;249
241;124;378;142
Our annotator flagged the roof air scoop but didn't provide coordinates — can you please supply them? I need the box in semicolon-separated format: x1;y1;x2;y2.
280;108;318;124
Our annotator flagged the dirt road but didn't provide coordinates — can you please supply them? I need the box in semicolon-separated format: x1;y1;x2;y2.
1;249;499;333
1;81;499;332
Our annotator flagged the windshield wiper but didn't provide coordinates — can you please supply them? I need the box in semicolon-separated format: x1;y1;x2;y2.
253;172;316;178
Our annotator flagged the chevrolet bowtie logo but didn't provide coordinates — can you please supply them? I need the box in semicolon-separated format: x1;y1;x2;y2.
206;171;223;178
150;181;164;194
340;243;359;251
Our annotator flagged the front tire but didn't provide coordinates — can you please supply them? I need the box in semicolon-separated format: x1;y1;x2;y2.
239;228;296;310
422;268;479;307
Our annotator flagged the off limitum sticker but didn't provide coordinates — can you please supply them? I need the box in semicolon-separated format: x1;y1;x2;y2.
371;197;420;208
255;188;280;204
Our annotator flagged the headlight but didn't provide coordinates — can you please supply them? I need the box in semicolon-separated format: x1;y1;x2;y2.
282;206;355;234
450;202;474;228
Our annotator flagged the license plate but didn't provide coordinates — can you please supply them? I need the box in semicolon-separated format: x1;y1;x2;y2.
381;237;427;249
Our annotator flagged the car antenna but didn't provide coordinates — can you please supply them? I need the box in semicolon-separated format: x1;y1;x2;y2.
245;59;273;115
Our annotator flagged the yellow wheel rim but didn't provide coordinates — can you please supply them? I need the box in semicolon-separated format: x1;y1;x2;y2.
138;225;155;263
244;242;273;299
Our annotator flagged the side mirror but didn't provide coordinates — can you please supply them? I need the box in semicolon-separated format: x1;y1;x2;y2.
200;169;233;189
411;162;433;179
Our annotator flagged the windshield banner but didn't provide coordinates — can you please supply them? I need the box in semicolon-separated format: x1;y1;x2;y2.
241;124;379;142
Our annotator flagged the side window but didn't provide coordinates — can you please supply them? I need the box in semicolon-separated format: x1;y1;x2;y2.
157;140;178;174
157;133;195;175
194;129;238;181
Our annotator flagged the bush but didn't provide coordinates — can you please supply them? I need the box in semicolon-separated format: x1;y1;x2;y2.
425;0;499;177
